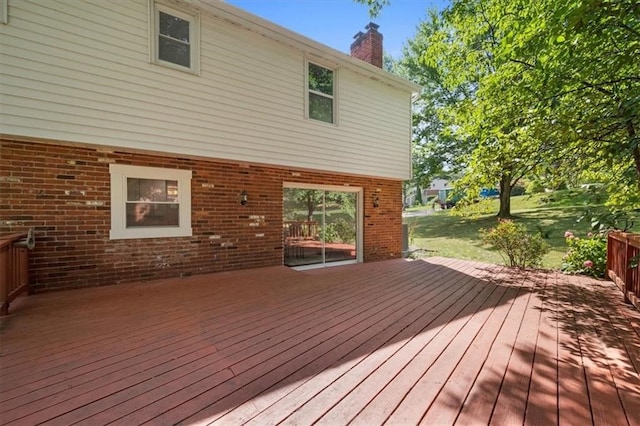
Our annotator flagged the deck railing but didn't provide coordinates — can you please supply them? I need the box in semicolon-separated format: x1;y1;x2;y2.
607;231;640;310
283;221;318;240
0;232;32;315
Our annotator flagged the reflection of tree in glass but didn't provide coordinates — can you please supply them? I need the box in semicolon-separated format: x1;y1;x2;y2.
308;63;333;123
326;192;356;219
159;12;189;41
308;64;333;94
284;189;322;222
158;11;190;67
308;94;333;122
283;189;356;222
322;218;356;244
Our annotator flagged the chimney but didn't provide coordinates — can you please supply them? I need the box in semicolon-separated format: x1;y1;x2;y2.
350;22;383;68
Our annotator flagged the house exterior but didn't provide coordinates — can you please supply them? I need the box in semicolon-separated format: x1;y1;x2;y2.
425;178;451;196
404;178;451;206
0;0;420;292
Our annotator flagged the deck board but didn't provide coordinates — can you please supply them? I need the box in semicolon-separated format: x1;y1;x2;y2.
419;269;526;426
454;269;535;425
524;271;559;426
567;274;640;426
141;266;433;425
287;263;491;426
385;280;507;425
347;263;496;425
1;258;638;426
565;273;630;426
243;262;480;426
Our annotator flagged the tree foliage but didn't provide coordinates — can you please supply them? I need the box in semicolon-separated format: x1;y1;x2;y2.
493;0;640;208
399;1;547;217
397;11;475;189
399;0;639;216
353;0;390;17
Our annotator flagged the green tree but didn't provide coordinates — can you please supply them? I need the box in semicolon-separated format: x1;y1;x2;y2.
499;0;640;208
359;0;639;211
398;12;475;191
413;0;551;217
405;0;638;216
354;0;390;17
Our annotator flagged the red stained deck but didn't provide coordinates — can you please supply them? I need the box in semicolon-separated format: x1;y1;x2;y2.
1;257;639;425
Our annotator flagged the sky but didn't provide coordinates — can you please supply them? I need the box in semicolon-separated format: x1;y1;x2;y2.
224;0;451;58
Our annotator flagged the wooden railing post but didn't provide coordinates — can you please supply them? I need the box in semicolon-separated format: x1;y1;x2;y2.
0;242;10;316
607;231;640;310
0;231;33;316
624;236;631;304
628;234;640;309
624;235;633;302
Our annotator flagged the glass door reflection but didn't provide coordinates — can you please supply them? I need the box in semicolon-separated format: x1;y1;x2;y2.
324;191;357;264
283;188;323;267
283;188;358;267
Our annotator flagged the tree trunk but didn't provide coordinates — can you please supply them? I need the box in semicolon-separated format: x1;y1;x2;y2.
306;192;315;222
497;174;512;218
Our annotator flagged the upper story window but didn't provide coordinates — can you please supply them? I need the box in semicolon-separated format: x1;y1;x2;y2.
150;2;200;74
307;62;335;124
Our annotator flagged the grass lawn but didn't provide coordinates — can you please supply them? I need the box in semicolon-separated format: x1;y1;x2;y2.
404;189;638;269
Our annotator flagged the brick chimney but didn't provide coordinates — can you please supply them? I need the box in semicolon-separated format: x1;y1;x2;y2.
350;22;383;68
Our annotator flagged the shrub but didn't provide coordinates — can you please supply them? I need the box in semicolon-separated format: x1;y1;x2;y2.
561;231;607;278
452;199;494;218
322;218;355;244
480;220;550;268
406;220;419;246
511;185;526;196
525;180;545;194
321;223;339;243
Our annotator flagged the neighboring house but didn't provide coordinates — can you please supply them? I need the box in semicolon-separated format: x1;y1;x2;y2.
405;178;451;206
0;0;420;292
425;178;451;196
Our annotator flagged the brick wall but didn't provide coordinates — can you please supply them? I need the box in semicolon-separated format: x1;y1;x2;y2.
350;23;383;69
1;139;403;292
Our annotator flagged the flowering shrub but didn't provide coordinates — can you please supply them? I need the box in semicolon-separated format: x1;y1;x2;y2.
480;220;550;268
561;231;607;278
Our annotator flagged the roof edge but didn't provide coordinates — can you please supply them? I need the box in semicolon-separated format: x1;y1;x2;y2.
173;0;422;93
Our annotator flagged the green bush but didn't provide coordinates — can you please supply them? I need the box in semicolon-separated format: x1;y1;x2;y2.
321;223;339;243
480;220;550;268
511;185;526;196
526;181;545;194
322;218;355;244
452;199;494;218
561;231;606;278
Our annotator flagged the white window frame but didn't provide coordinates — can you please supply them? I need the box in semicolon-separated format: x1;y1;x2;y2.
305;60;338;125
283;182;362;265
110;164;192;240
149;1;200;74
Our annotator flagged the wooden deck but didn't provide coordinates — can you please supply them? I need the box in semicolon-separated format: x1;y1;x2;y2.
1;257;639;425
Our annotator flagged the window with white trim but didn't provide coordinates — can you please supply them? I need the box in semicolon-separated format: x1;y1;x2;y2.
150;2;200;73
307;62;335;124
110;164;192;239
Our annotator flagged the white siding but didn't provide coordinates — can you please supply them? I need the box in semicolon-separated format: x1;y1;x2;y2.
0;0;415;179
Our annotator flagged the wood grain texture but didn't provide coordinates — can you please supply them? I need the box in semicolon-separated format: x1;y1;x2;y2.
1;258;638;425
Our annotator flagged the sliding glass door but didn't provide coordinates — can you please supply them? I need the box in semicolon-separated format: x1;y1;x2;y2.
283;186;360;267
